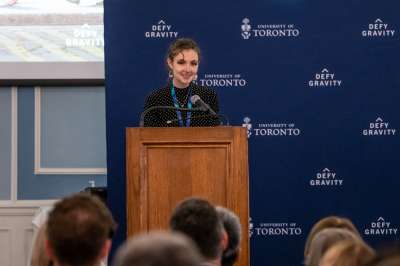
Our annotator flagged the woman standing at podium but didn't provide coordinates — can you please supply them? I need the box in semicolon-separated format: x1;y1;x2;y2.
142;38;220;127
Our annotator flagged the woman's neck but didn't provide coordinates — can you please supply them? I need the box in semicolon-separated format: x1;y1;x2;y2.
172;79;190;89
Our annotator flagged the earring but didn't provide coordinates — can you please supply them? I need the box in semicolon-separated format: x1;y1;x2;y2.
191;75;198;84
168;71;173;78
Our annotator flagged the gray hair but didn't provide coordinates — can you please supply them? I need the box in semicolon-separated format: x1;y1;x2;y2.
216;206;242;266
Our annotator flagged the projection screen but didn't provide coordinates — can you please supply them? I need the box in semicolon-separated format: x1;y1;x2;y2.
0;0;104;84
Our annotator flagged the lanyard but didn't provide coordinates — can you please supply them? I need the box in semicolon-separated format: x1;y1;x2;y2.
170;84;192;127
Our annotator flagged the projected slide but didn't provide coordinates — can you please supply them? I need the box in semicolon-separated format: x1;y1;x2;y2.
0;0;104;83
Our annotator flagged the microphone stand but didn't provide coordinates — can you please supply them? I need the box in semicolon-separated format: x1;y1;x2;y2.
166;113;230;126
139;106;203;127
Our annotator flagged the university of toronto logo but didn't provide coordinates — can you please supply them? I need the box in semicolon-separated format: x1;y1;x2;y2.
242;117;301;138
199;73;247;88
240;18;300;39
241;18;252;40
242;117;252;138
251;220;303;237
249;217;254;237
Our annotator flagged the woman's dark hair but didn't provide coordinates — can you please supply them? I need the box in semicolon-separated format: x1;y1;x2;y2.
166;38;201;67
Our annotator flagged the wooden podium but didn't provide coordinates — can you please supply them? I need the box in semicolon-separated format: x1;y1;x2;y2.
126;127;249;266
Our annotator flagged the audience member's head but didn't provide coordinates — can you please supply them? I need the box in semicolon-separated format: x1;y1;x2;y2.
113;232;202;266
31;223;52;266
170;197;224;264
304;216;361;259
216;206;241;266
320;239;375;266
46;193;116;266
305;228;362;266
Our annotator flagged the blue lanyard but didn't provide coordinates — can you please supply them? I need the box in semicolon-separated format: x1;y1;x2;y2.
171;84;192;127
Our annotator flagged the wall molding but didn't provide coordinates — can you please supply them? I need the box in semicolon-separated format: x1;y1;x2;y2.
35;167;107;175
0;200;56;209
0;228;11;266
0;205;45;266
34;87;107;175
0;207;37;216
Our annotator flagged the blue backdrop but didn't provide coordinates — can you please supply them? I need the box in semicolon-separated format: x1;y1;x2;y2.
105;1;400;265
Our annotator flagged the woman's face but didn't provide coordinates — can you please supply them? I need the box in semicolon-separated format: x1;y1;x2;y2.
168;49;199;88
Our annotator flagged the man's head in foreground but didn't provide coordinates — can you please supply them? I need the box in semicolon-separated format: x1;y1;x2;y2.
170;197;225;265
46;193;116;266
113;231;202;266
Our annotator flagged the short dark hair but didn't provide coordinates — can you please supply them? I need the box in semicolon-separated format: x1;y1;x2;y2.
169;197;223;260
216;206;242;266
113;232;202;266
46;193;116;266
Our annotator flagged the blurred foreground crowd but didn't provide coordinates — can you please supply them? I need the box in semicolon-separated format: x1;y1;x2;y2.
29;193;400;266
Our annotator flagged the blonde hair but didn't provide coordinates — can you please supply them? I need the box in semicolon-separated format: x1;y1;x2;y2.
31;224;52;266
305;228;361;266
320;240;375;266
304;216;361;258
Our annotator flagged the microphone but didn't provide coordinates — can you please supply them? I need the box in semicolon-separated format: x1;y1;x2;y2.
190;95;217;115
139;105;202;127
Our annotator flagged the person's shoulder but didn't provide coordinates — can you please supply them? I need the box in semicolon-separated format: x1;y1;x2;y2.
146;87;170;102
144;85;170;107
146;86;170;99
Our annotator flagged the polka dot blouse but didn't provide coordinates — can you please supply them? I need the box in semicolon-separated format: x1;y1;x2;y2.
143;82;220;127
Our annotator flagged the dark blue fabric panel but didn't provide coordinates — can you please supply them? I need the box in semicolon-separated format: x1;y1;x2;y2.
105;0;400;265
